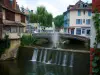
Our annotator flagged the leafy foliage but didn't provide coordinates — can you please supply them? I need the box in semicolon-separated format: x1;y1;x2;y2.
54;14;64;28
21;35;48;46
0;35;10;56
21;35;37;46
92;9;100;75
30;13;38;23
29;6;53;27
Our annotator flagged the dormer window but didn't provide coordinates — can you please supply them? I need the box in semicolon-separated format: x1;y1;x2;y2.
80;4;83;8
83;4;87;8
85;5;87;7
78;4;80;7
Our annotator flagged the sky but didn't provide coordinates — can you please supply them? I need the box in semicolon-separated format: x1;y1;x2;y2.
17;0;92;17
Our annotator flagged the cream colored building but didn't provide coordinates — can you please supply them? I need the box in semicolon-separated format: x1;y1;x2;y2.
64;0;92;37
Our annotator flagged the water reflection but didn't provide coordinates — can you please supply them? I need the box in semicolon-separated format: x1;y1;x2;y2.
0;52;89;75
0;60;89;75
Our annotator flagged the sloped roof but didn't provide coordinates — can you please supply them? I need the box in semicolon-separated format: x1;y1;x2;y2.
0;3;26;16
67;0;92;11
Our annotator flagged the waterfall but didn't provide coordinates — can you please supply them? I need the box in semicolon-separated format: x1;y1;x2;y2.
31;48;38;61
62;54;67;66
43;50;47;63
58;52;61;65
46;59;52;64
55;52;58;64
39;49;43;62
69;53;74;67
52;32;59;48
30;47;75;67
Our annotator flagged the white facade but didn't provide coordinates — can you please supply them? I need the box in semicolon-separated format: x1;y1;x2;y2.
70;10;91;27
64;0;92;37
68;10;92;37
26;22;55;33
39;22;55;33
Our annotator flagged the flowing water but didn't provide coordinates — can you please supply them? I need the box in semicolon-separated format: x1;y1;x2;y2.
51;32;59;48
0;32;90;75
31;48;38;61
62;53;67;66
0;50;89;75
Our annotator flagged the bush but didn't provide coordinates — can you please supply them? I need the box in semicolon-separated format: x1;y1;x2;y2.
20;35;37;46
20;35;49;46
0;35;10;56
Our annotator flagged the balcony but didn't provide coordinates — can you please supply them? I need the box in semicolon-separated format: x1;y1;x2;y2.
2;33;21;39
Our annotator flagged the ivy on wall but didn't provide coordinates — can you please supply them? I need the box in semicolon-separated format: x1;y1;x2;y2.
92;10;100;75
0;35;10;57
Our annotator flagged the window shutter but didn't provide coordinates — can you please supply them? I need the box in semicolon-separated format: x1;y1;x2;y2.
86;19;88;24
81;19;82;24
76;19;78;24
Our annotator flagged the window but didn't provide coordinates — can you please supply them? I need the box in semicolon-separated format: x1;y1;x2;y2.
83;19;85;23
83;11;85;15
76;28;81;35
76;19;82;24
6;27;11;33
5;10;15;21
11;27;17;33
86;29;90;35
19;27;24;33
78;10;81;16
80;4;83;8
86;19;90;25
83;4;87;8
21;15;25;23
78;4;80;7
88;11;91;16
82;29;85;34
71;29;74;35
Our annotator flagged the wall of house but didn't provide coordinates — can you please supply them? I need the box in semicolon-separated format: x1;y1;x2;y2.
2;9;5;20
15;14;21;22
70;10;92;27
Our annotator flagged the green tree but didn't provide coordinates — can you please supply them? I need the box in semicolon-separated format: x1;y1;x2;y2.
54;14;64;28
30;13;38;23
29;6;53;27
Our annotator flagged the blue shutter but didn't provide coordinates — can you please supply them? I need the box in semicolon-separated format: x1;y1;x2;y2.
86;19;88;24
76;19;78;24
81;19;82;24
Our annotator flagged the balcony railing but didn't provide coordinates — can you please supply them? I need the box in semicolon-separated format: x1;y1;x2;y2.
8;33;21;39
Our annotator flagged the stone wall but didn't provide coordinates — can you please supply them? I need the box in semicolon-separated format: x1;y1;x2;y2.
0;39;20;60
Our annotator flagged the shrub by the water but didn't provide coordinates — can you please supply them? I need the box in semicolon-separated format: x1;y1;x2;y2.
21;35;37;46
0;35;10;56
21;35;49;46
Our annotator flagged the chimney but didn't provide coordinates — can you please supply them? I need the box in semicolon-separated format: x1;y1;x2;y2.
13;0;16;9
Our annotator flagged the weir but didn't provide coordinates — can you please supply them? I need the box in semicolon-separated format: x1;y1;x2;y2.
31;47;89;66
30;32;90;67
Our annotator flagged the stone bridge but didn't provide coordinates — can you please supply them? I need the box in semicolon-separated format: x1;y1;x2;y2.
32;33;90;42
